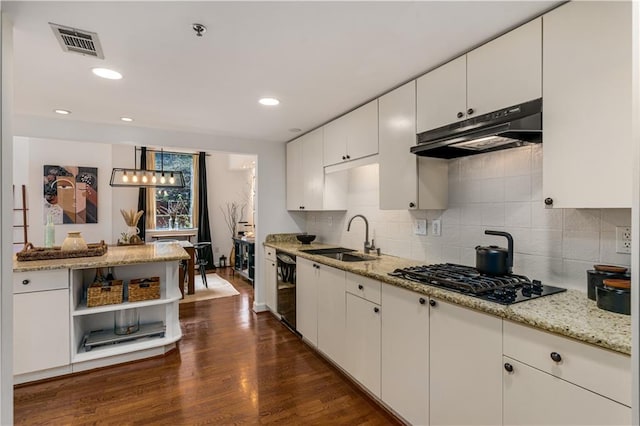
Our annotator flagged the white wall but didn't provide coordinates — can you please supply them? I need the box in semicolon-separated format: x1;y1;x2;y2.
208;152;255;265
307;145;631;292
110;143;139;243
13;114;305;312
0;11;14;425
13;137;113;246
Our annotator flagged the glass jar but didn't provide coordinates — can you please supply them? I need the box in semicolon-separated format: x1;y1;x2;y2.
114;308;140;335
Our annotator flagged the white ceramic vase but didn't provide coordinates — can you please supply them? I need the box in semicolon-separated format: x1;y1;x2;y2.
61;231;88;251
126;226;140;240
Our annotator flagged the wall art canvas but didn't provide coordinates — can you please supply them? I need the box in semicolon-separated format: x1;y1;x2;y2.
44;165;98;224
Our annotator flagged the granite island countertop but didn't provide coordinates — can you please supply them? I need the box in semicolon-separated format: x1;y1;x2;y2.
13;242;190;272
265;234;631;355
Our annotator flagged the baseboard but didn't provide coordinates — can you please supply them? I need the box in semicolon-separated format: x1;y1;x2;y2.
252;302;269;313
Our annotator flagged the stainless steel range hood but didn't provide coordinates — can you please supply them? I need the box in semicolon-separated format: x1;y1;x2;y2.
411;98;542;159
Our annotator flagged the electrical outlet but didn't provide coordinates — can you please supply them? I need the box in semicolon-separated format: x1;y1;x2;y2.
615;226;632;254
414;219;427;235
431;219;441;237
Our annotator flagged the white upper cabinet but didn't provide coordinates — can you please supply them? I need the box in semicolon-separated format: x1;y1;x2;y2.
417;56;467;132
323;100;378;166
380;81;448;210
286;140;304;211
417;18;541;134
286;128;347;211
379;81;419;210
542;1;632;208
467;18;542;117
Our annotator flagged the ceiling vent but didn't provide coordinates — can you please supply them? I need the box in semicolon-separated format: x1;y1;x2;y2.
49;23;104;59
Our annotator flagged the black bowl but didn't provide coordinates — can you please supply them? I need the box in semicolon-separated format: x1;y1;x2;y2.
296;234;316;244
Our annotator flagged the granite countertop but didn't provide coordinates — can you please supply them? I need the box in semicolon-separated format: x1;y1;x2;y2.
13;243;190;272
265;235;631;355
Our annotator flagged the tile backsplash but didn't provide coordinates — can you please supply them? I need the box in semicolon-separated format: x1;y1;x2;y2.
305;145;631;292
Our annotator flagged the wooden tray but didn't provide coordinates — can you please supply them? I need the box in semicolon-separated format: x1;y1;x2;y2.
16;241;108;261
116;241;145;246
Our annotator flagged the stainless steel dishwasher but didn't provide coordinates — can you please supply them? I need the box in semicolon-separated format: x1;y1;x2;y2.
276;252;296;331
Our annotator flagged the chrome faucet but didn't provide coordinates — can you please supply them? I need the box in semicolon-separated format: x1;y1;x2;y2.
347;214;373;254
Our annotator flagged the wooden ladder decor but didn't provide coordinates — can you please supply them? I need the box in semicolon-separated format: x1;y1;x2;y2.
13;184;29;250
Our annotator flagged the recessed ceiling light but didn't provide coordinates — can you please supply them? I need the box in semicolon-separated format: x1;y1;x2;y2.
120;117;134;122
91;67;123;80
54;109;71;115
288;128;302;133
259;97;279;106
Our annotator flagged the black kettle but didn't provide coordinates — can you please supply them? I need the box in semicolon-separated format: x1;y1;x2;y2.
475;230;514;275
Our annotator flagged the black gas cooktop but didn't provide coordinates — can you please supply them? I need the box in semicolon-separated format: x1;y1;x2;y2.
389;263;566;305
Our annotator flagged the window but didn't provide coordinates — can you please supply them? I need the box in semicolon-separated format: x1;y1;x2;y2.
152;152;195;229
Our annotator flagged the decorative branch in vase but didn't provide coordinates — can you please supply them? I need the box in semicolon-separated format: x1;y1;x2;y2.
220;201;247;267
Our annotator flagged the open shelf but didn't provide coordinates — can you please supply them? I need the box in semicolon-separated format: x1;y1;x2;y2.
73;296;181;316
74;334;181;363
83;321;166;351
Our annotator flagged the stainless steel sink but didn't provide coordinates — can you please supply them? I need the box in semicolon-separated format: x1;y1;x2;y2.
300;247;377;262
300;247;356;255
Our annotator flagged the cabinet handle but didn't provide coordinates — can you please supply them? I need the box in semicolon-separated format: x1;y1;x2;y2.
300;206;305;210
457;111;464;119
374;307;380;313
342;155;346;160
346;155;351;159
272;263;275;266
419;297;426;305
409;202;416;208
467;108;474;115
22;279;30;285
544;198;553;206
504;363;514;373
429;299;436;307
358;284;364;290
550;352;562;363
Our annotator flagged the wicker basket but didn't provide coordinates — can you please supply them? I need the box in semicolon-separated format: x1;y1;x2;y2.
87;280;123;307
128;277;161;302
16;241;108;262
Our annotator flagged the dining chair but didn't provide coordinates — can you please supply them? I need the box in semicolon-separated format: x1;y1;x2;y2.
192;242;212;288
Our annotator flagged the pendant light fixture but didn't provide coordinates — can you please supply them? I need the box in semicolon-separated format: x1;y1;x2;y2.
110;147;185;188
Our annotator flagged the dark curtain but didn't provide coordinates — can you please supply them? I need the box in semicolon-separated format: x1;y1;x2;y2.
137;147;147;241
197;152;215;269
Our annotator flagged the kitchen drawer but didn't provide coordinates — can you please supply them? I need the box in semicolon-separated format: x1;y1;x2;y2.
346;272;381;304
265;246;276;262
503;320;631;406
13;269;69;294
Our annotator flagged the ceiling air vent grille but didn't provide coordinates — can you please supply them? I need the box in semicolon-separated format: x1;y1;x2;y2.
49;23;104;59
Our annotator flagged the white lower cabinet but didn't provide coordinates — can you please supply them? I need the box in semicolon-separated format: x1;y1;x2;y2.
345;292;381;397
503;357;631;425
503;320;631;425
316;266;347;366
381;284;429;426
14;289;70;376
264;247;277;312
296;265;631;426
296;257;318;347
429;299;502;426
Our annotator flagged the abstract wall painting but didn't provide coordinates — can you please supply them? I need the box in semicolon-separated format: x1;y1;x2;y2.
43;165;98;224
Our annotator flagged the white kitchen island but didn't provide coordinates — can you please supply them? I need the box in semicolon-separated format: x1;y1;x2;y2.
13;243;189;384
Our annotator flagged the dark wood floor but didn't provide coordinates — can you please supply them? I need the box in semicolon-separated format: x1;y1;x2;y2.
14;268;400;425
